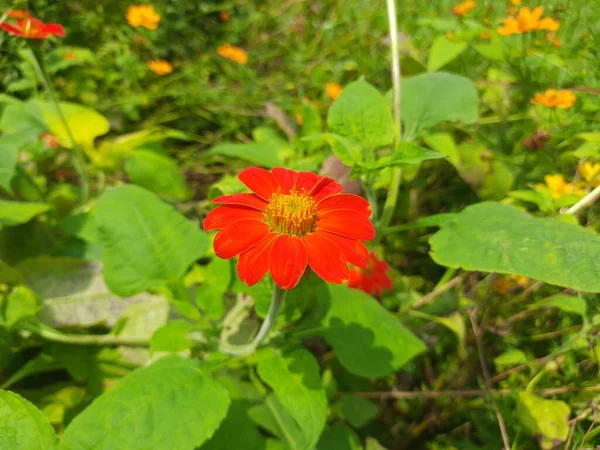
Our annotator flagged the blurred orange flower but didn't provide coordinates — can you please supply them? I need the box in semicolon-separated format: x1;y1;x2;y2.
217;44;248;64
535;174;584;199
219;11;231;22
326;82;343;100
348;252;393;296
530;89;576;109
40;132;60;149
479;31;491;40
492;274;529;296
147;60;173;75
510;0;521;5
7;10;29;19
452;0;476;17
546;32;561;47
126;5;160;30
0;16;65;39
498;6;560;35
579;162;600;186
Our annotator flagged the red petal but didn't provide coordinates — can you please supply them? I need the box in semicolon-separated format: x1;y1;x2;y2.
43;23;65;37
269;235;308;289
302;233;349;284
312;177;344;203
238;167;279;201
317;230;369;268
212;193;267;211
203;205;264;231
295;172;320;193
271;167;297;194
214;220;270;259
317;211;376;241
317;194;371;217
0;23;24;36
237;232;278;286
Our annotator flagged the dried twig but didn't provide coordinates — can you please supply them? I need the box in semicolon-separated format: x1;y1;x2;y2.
411;275;464;309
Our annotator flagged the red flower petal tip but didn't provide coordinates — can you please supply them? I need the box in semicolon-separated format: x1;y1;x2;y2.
347;252;393;296
1;16;65;39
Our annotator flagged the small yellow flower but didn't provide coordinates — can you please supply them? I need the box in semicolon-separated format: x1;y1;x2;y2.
126;5;160;30
147;60;172;75
579;162;600;186
510;0;521;5
217;44;248;64
452;0;477;17
530;89;576;109
509;274;530;288
536;174;584;199
537;17;560;31
497;6;560;35
325;82;343;100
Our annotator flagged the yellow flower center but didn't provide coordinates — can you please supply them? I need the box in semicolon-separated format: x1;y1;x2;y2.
265;192;317;236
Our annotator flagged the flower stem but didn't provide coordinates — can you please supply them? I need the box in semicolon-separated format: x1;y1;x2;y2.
220;284;287;356
379;0;403;230
30;46;89;204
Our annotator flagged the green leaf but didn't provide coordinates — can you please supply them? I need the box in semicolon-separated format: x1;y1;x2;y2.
0;134;31;193
95;185;209;296
401;72;478;136
0;200;51;227
517;392;570;446
0;353;60;390
35;102;109;149
302;133;362;166
60;355;230;450
429;202;600;292
150;320;195;353
357;141;445;172
3;286;40;328
0;390;58;449
427;36;468;72
257;348;327;450
316;423;362;450
493;349;528;371
531;294;587;320
328;80;395;150
196;257;231;319
0;102;46;137
203;401;265;450
365;437;388;450
208;142;283;168
125;150;190;200
306;284;426;378
340;394;378;428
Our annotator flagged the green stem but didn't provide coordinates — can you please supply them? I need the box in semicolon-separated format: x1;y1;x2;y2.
220;284;287;356
22;323;149;346
30;46;89;204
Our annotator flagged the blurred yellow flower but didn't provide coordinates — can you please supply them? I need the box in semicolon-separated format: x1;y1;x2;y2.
326;82;343;100
217;44;248;64
579;162;600;186
536;174;584;199
147;60;172;75
493;274;530;295
497;6;560;35
530;89;576;109
479;31;491;40
510;0;521;5
126;5;160;30
452;0;476;17
510;274;530;288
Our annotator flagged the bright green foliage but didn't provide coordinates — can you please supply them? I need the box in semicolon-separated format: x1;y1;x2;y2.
428;36;468;72
316;423;362;450
3;286;40;328
208;142;283;168
531;294;588;321
203;401;265;450
0;390;58;450
60;356;230;450
0;134;31;193
429;202;600;292
195;257;231;319
356;141;445;172
150;320;195;353
0;201;51;227
401;72;478;136
95;185;209;296
328;80;395;150
257;348;327;450
306;284;426;378
517;392;571;447
340;394;378;428
125;149;190;200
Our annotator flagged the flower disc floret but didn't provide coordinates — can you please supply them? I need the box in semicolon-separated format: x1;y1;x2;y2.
265;192;317;236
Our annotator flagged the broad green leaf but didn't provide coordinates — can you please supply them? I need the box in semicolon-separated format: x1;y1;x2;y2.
517;392;570;447
493;349;528;371
340;394;378;428
257;348;327;450
0;102;46;137
203;401;265;450
60;356;230;450
95;185;209;296
264;394;307;449
125;150;190;200
208;142;283;168
401;72;478;137
328;79;395;150
0;390;58;449
0;200;51;227
302;133;362;166
473;36;505;61
0;353;60;390
58;211;100;243
0;134;31;193
117;295;169;340
150;320;195;353
305;284;426;378
36;102;109;149
3;286;40;328
196;257;231;319
365;437;388;450
316;423;361;450
429;202;600;292
531;294;587;320
357;141;445;172
247;402;285;440
428;36;468;72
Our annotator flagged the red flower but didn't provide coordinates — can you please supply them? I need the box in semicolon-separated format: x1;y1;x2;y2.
203;167;375;290
1;16;65;39
348;252;393;296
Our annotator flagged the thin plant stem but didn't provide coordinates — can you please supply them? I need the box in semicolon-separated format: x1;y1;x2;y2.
563;184;600;215
22;323;150;346
30;47;89;203
220;284;287;356
379;0;403;229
